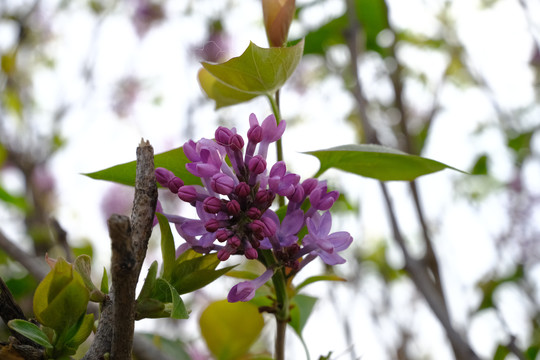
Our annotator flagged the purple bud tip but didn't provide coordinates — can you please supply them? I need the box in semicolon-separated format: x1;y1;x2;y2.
302;178;318;195
216;229;230;242
261;217;277;237
254;190;270;204
248;155;266;175
168;177;184;193
235;182;250;197
229;235;241;247
245;248;258;260
288;184;305;203
178;185;197;203
246;207;261;219
247;125;263;143
217;248;231;261
215;126;233;146
204;219;220;233
250;220;265;236
203;196;222;214
229;134;244;151
226;200;241;216
155;167;174;187
211;173;235;195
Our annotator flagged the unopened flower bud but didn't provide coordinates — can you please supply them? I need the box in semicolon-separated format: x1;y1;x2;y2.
205;219;221;233
203;196;222;213
168;177;184;193
155;167;174;187
235;182;250;197
229;134;244;151
245;247;258;260
248;155;267;175
247;124;263;143
226;200;241;216
229;235;241;247
262;0;296;47
211;173;235;195
178;185;197;203
246;207;261;219
216;229;230;242
215;126;234;146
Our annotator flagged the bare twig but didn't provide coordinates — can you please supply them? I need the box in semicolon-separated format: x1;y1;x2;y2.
108;139;157;360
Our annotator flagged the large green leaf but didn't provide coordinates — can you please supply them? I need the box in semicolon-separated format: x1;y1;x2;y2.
33;258;90;333
198;68;258;109
84;147;200;187
200;40;304;101
306;144;465;181
7;319;53;349
200;300;264;360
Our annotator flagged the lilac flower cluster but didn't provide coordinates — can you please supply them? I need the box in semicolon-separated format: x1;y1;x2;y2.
155;114;352;301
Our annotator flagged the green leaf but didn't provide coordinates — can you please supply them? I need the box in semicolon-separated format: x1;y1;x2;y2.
493;344;510;360
200;300;264;360
84;147;200;187
156;213;175;281
201;40;304;96
7;319;53;349
295;275;346;294
63;313;95;351
198;68;258;109
33;258;90;332
289;294;318;336
170;251;236;295
100;267;109;294
138;261;158;301
74;255;97;292
289;294;318;360
306;144;465;181
164;280;189;319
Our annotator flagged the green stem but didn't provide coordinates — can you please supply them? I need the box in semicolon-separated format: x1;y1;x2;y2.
272;267;289;360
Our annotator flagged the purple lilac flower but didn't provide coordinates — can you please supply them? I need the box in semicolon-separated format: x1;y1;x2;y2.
227;268;274;302
155;113;353;301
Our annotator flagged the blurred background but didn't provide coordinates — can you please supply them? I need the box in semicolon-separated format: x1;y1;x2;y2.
1;0;539;359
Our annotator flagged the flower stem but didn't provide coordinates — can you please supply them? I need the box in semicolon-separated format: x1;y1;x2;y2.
272;267;289;360
267;91;285;207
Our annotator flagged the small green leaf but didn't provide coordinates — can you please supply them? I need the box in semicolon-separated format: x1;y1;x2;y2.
198;68;258;109
138;261;158;301
100;267;109;294
164;280;189;319
306;144;465;181
84;147;200;187
200;300;264;360
74;255;97;292
156;213;175;281
295;275;346;294
7;319;53;349
170;251;236;294
201;40;304;95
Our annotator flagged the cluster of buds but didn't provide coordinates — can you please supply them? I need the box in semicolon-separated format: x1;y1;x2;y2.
156;114;352;301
